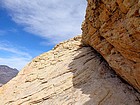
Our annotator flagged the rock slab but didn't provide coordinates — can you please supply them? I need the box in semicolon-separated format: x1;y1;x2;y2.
0;36;140;105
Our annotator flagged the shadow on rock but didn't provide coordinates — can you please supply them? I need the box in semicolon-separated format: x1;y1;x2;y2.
68;46;140;105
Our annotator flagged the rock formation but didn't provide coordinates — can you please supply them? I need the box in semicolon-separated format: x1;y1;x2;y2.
0;65;18;86
0;36;140;105
82;0;140;92
0;0;140;105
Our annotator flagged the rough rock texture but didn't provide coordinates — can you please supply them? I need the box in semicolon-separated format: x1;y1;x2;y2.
82;0;140;92
0;65;18;86
0;36;140;105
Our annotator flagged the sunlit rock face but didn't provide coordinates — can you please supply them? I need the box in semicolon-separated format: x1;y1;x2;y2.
0;0;140;104
0;65;18;86
82;0;140;92
0;36;140;105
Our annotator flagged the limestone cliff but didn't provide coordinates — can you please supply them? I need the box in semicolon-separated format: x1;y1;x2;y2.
82;0;140;92
0;36;140;105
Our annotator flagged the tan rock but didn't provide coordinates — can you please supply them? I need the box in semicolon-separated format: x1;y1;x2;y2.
0;36;140;105
82;0;140;92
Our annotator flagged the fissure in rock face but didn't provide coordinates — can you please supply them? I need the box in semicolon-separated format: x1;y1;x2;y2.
82;0;140;92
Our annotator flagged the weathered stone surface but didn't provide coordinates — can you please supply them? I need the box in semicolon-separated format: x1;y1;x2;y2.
82;0;140;92
0;36;140;105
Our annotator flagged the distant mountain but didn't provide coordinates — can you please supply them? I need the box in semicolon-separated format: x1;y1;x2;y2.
0;65;18;86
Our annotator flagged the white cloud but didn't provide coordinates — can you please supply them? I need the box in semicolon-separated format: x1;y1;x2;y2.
0;41;32;70
1;0;87;44
0;42;31;58
0;29;18;36
0;57;31;70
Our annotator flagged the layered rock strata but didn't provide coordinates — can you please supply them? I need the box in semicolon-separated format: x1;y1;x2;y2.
82;0;140;92
0;36;140;105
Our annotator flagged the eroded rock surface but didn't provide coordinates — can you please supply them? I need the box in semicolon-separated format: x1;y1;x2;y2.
0;36;140;105
82;0;140;92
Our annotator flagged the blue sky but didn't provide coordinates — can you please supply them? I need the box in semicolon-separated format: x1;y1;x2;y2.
0;0;87;70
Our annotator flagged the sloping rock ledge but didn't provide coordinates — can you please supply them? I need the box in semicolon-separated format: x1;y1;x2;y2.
0;36;140;105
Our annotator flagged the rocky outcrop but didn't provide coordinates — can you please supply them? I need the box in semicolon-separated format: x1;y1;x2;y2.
0;36;140;105
82;0;140;92
0;65;18;86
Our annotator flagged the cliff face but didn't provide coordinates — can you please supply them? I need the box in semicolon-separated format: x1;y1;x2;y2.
82;0;140;92
0;0;140;105
0;36;140;105
0;65;18;86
